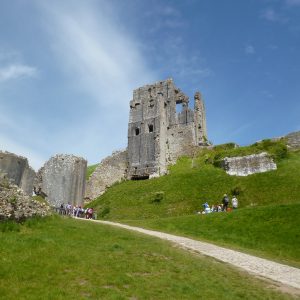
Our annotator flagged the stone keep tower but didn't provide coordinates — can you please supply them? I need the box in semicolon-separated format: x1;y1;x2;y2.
127;78;207;179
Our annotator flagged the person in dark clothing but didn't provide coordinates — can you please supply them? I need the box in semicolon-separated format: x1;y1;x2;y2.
222;194;229;211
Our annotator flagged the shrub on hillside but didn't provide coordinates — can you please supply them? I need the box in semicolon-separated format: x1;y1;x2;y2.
213;143;237;151
99;206;110;218
151;191;165;204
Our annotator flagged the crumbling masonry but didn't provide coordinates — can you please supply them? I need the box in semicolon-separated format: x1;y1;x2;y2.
0;151;36;195
35;154;87;207
127;78;207;179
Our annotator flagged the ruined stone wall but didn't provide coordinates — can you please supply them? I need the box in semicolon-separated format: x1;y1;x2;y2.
286;131;300;149
127;79;207;179
36;154;87;207
166;123;196;163
20;166;36;195
85;150;128;201
0;151;35;195
194;92;207;145
222;152;277;176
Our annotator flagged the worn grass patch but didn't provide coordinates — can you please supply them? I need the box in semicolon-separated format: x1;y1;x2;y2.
0;216;294;299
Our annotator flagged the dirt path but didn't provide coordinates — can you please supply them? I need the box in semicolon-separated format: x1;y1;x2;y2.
78;218;300;292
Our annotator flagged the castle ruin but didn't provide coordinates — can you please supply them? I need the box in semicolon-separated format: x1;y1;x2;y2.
127;78;207;179
35;154;87;207
0;151;36;195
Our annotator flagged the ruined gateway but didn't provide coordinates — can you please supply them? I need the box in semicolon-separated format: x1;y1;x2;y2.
127;78;207;179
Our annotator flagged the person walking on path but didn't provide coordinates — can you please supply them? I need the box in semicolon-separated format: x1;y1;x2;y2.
232;196;238;209
222;194;229;211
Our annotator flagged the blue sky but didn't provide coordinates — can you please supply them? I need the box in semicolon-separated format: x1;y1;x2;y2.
0;0;299;170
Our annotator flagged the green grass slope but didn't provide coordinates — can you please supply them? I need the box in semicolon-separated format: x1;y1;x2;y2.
126;203;300;268
0;216;294;299
89;144;300;220
87;142;300;266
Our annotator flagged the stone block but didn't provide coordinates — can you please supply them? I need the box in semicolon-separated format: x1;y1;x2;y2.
222;152;277;176
286;131;300;149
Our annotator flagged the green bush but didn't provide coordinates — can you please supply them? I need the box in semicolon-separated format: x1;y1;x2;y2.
151;191;165;204
100;206;110;218
213;143;237;151
231;185;244;196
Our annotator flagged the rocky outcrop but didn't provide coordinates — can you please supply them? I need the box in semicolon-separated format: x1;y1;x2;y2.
0;177;51;221
222;152;277;176
286;131;300;149
0;151;36;195
85;150;128;201
35;154;87;207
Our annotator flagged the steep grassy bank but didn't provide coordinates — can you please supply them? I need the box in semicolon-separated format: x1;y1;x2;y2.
0;216;294;299
125;203;300;268
89;148;300;220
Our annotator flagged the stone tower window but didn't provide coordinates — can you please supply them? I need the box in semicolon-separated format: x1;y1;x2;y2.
176;102;183;113
135;128;140;135
148;124;154;133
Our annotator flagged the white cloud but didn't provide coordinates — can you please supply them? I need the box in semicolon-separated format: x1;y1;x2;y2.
30;1;156;165
261;8;279;21
261;90;273;98
0;64;37;82
260;8;288;22
146;5;180;17
286;0;300;6
245;45;255;55
39;1;155;109
146;5;185;33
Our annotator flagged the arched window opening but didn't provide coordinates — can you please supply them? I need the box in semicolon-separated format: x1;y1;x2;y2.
148;124;154;133
135;128;140;135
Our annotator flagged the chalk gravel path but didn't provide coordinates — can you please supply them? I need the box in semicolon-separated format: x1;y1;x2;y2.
79;218;300;291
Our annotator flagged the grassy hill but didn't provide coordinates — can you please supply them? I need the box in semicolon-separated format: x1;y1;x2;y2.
0;216;294;299
87;140;300;266
89;140;299;220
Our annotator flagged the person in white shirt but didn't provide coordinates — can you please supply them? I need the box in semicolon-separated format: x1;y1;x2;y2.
232;196;238;209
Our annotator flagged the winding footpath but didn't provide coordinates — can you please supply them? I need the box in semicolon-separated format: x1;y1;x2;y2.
78;218;300;291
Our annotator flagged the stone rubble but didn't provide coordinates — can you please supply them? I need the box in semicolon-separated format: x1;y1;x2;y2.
286;131;300;149
0;177;51;221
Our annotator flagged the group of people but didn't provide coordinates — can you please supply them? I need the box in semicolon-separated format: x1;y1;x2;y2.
199;194;238;214
58;203;95;219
